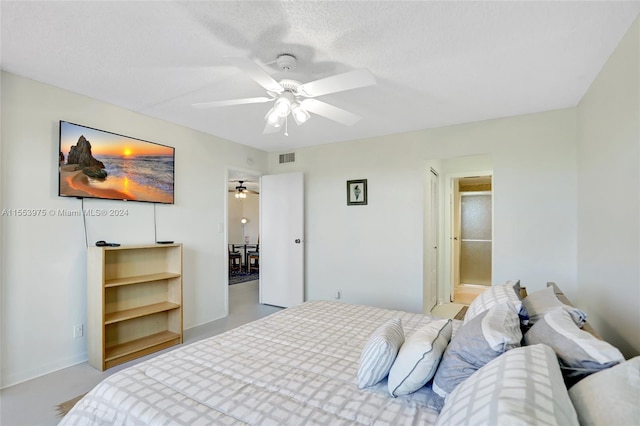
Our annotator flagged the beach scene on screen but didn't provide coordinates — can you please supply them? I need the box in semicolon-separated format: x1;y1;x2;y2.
59;122;174;204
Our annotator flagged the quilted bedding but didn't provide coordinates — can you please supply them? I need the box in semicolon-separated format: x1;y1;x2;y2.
60;300;460;425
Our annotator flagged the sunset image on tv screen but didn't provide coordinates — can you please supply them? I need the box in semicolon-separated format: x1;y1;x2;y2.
59;121;175;204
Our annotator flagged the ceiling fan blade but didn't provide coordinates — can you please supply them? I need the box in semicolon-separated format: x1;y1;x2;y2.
192;97;273;109
297;69;376;98
300;99;362;126
228;189;259;194
226;57;284;94
263;122;282;134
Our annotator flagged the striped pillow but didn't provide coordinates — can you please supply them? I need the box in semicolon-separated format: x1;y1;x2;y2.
357;318;404;388
464;280;522;324
524;307;624;386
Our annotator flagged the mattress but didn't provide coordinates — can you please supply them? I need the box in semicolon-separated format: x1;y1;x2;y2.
60;300;460;425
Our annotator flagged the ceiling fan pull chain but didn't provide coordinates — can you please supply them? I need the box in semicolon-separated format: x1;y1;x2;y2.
284;115;289;136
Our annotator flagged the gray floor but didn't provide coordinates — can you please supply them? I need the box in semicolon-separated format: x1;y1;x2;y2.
0;281;281;426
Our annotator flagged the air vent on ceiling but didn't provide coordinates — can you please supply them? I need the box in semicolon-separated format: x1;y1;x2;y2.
279;152;296;164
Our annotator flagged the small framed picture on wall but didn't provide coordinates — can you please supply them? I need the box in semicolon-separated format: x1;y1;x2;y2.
347;179;367;205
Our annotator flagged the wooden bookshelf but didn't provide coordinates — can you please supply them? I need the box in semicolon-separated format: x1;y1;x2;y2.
88;244;183;370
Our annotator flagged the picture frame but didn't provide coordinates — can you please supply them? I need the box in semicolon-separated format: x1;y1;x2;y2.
347;179;367;205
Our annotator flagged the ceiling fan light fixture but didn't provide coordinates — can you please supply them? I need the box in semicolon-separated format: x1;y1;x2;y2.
291;103;310;125
235;181;248;199
273;96;292;117
265;107;279;124
197;55;376;136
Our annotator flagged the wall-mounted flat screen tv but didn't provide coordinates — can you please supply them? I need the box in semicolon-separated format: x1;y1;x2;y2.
59;121;175;204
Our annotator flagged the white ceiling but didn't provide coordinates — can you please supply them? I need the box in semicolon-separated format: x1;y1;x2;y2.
2;1;639;153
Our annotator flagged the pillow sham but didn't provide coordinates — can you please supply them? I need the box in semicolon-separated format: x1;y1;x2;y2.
524;307;624;386
357;318;404;388
463;280;522;324
435;344;579;426
569;356;640;426
387;319;452;397
523;286;587;326
433;301;522;398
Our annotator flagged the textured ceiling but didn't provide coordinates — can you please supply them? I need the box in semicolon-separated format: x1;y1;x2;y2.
2;1;639;153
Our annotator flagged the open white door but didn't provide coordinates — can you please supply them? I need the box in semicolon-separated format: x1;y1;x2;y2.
259;172;304;307
425;168;439;312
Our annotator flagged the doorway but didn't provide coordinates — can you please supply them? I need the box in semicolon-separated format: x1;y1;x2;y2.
227;169;261;313
452;176;492;304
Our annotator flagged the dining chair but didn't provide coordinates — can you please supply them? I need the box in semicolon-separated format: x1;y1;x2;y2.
247;244;259;273
228;244;242;273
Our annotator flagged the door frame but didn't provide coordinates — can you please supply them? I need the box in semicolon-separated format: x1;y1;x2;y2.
443;170;493;303
225;166;262;316
423;167;439;313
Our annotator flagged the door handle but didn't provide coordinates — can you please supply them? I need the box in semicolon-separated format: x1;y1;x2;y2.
295;239;301;244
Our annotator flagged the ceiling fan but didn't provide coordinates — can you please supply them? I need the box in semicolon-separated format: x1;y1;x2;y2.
193;54;376;135
229;181;258;199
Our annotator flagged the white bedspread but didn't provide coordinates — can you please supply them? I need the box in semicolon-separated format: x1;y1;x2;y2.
60;300;459;425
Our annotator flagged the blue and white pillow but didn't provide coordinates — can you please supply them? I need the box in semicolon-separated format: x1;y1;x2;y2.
433;302;522;398
524;307;624;386
357;318;404;388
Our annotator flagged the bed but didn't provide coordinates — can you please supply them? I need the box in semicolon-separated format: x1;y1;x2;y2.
60;300;459;425
60;283;637;425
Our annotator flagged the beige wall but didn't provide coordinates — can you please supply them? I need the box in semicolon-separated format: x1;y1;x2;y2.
576;16;640;357
268;107;578;314
0;72;268;387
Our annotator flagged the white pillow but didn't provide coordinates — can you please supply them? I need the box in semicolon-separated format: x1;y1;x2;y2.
464;279;522;324
387;319;452;397
569;356;640;426
357;318;404;388
435;344;579;426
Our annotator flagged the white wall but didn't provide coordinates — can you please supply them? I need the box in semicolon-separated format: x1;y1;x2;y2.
0;72;268;387
268;108;578;313
576;16;640;357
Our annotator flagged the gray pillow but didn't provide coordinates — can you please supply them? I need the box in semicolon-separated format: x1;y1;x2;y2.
524;307;624;386
435;344;579;426
432;302;522;398
523;286;587;326
569;356;640;425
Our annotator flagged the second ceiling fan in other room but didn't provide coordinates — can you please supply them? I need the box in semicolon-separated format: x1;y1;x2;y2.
193;54;376;135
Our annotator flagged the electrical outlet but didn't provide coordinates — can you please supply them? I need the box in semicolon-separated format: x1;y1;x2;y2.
73;324;84;339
